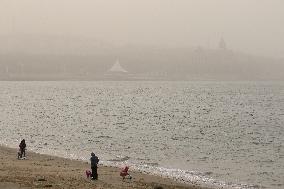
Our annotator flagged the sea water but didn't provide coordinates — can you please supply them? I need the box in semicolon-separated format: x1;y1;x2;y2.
0;81;283;189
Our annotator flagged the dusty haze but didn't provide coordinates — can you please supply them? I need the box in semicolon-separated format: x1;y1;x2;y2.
1;0;284;58
0;0;284;81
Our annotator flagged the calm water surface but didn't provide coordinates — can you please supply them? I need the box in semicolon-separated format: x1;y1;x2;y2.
0;81;283;189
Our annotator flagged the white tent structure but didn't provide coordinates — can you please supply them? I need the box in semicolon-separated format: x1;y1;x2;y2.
108;59;128;73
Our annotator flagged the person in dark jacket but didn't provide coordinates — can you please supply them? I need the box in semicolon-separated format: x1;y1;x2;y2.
90;152;99;180
19;139;26;159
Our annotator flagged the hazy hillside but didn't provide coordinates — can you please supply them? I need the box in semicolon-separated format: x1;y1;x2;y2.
0;35;283;80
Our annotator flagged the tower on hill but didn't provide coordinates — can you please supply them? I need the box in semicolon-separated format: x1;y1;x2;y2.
219;37;227;50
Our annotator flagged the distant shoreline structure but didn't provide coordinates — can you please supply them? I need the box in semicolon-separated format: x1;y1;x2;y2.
1;45;284;81
108;59;128;73
1;74;284;81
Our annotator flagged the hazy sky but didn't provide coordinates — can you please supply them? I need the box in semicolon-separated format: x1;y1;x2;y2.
0;0;284;58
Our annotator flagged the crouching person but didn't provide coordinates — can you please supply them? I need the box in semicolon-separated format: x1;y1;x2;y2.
120;166;132;180
85;170;92;179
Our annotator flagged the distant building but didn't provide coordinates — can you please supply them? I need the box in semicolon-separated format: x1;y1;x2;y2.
104;59;129;80
108;59;128;73
219;37;227;50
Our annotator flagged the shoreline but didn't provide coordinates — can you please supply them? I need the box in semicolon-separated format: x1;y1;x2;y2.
0;145;211;189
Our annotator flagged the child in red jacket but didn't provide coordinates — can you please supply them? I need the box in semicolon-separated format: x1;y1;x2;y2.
120;166;132;179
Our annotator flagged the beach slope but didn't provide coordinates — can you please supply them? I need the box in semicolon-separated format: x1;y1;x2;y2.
0;146;208;189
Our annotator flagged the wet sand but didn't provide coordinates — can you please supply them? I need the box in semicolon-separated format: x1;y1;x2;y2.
0;145;209;189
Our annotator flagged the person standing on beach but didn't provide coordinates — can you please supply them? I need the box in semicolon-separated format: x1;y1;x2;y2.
19;139;26;159
90;152;99;180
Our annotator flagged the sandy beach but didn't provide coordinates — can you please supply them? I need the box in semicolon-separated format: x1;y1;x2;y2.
0;145;209;189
